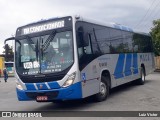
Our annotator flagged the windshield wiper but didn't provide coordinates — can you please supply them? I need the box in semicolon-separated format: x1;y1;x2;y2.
38;30;56;74
42;30;56;51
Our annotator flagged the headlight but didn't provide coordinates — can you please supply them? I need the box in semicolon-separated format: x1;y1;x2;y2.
16;81;23;90
62;72;76;88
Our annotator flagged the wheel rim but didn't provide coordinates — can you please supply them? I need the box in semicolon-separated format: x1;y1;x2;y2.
100;82;107;97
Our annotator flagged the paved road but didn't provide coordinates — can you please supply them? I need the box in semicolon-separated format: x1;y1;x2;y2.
0;72;160;120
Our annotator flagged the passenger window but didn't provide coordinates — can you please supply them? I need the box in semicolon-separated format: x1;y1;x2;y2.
122;31;133;53
109;29;123;53
94;27;110;54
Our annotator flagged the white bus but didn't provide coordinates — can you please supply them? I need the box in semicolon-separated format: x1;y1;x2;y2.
5;16;155;102
5;62;14;76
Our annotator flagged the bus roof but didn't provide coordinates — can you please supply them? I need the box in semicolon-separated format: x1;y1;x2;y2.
16;15;150;36
75;16;150;36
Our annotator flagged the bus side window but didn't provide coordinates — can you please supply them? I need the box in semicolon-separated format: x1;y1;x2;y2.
77;27;92;56
77;26;93;70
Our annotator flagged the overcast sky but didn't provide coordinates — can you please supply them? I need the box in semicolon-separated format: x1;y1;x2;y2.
0;0;160;54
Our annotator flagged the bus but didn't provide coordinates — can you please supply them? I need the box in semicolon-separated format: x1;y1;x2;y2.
4;16;155;102
5;62;14;76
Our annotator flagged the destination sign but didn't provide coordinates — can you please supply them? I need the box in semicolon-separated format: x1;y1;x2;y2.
23;20;64;35
16;16;72;36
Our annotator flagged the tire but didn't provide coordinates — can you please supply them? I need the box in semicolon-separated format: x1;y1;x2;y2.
137;67;145;85
94;75;110;102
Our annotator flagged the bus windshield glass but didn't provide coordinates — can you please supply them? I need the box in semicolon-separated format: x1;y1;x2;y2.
15;31;74;75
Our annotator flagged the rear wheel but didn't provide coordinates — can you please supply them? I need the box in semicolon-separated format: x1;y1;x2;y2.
137;67;145;85
94;76;110;102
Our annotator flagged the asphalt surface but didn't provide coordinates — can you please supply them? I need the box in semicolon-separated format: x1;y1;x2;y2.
0;72;160;120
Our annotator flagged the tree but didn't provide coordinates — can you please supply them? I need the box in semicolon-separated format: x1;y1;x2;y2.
150;19;160;56
3;44;14;61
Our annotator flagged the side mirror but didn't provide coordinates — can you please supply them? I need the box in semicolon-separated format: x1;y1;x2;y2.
4;37;15;44
77;27;89;48
83;33;89;46
4;37;15;60
77;31;83;48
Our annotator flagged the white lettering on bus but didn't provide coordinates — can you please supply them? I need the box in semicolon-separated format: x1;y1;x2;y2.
23;20;64;34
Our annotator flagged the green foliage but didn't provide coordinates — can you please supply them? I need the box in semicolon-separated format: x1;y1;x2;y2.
150;19;160;56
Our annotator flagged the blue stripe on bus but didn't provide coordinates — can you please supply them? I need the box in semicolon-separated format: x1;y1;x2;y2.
114;54;125;79
25;83;36;90
133;53;138;74
17;82;82;101
57;82;82;99
36;83;48;90
124;53;132;76
25;82;60;90
48;82;60;89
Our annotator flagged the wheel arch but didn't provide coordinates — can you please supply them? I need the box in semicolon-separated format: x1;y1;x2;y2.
100;69;111;89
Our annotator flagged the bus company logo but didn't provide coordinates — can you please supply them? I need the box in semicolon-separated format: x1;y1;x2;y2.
39;84;43;89
140;54;150;62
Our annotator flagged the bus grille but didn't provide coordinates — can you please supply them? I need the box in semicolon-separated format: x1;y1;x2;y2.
25;91;59;99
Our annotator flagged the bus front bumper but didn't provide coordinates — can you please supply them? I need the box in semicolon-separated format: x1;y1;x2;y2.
16;82;82;101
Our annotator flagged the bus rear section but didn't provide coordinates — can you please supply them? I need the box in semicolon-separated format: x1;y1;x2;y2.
74;18;155;101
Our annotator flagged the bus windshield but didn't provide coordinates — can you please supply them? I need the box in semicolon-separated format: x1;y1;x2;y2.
15;30;74;75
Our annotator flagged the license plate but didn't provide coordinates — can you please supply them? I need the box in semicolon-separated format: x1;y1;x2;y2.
36;96;48;101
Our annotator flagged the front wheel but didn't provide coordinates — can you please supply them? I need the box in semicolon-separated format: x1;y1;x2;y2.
94;76;109;102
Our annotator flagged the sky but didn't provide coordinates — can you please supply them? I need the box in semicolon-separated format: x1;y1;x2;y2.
0;0;160;54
